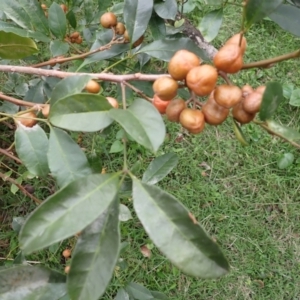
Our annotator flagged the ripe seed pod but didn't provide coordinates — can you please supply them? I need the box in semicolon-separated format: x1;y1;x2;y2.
225;33;247;54
64;266;70;274
100;12;117;28
202;96;229;125
62;249;72;259
153;94;171;114
42;104;50;118
214;84;242;108
232;102;255;124
123;30;130;42
152;77;178;101
70;32;80;39
256;85;266;95
85;80;101;94
14;112;37;127
133;35;144;48
41;4;47;10
213;44;243;74
168;50;201;81
186;65;218;96
60;4;68;13
242;91;262;114
106;97;119;108
179;108;205;134
166;99;186;122
242;84;254;98
115;22;125;35
75;36;83;44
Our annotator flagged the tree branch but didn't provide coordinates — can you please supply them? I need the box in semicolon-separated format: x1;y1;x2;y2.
0;92;46;108
0;148;22;164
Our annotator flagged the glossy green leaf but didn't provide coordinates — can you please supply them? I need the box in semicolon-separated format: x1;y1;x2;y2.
277;153;294;169
51;75;92;105
199;9;223;42
50;94;113;132
19;173;120;254
245;0;283;28
265;120;300;145
67;198;120;300
233;120;249;146
0;31;38;59
84;0;94;23
148;14;166;40
124;0;153;44
154;0;177;20
110;140;124;153
132;178;229;278
119;204;132;222
50;40;70;57
142;153;178;185
15;124;49;177
109;99;166;153
66;10;77;29
282;83;294;99
47;127;92;188
259;82;283;121
80;30;130;69
269;4;300;37
115;288;130;300
125;282;153;300
0;21;50;42
0;0;49;35
290;0;300;7
48;2;67;39
0;265;66;300
24;79;45;104
138;37;209;61
289;89;300;106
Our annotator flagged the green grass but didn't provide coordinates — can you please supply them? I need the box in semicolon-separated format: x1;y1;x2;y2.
1;2;300;300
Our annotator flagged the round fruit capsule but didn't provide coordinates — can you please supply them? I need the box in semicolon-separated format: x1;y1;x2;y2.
100;12;117;28
42;104;50;118
168;50;201;81
242;91;262;114
75;36;83;44
186;65;218;96
14;112;37;127
225;33;247;54
165;99;186;122
202;96;229;125
106;97;119;108
85;80;101;93
115;22;126;35
64;266;70;274
153;94;171;114
152;77;178;101
133;35;144;48
232;102;255;124
123;30;130;42
214;84;242;108
242;84;254;98
60;4;68;13
70;32;80;39
179;108;205;134
62;249;71;258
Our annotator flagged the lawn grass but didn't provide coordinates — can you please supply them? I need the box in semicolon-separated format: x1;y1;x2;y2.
1;2;300;300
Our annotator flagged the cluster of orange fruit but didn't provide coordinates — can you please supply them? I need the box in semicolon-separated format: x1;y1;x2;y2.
100;12;144;47
65;32;83;44
152;34;265;134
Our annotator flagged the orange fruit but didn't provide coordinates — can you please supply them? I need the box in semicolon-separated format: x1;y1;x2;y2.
232;102;255;124
152;77;178;101
70;32;80;39
100;12;117;28
165;99;186;122
64;266;70;274
242;91;262;114
115;22;126;35
75;36;83;44
42;104;50;118
179;108;205;134
60;4;68;13
242;84;254;98
62;249;71;258
123;30;130;42
225;33;247;54
168;50;201;81
106;97;119;108
41;4;47;10
14;112;37;127
85;80;101;93
202;95;229;125
133;35;144;48
186;65;218;96
256;85;266;95
214;85;242;108
153;94;171;114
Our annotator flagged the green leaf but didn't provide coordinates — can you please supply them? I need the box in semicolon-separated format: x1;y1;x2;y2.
233;120;249;146
125;282;153;300
66;10;77;29
142;153;178;185
15;124;49;177
48;2;67;39
289;89;300;106
148;14;166;40
119;204;132;222
24;79;45;104
154;0;177;20
199;9;223;42
150;291;168;299
109;98;166;153
84;0;94;23
259;82;283;121
80;30;130;69
115;288;130;300
277;153;294;169
0;0;49;36
124;0;153;44
265;120;300;145
132;178;229;278
269;4;300;37
67;198;120;300
50;94;114;132
0;265;67;300
51;75;92;105
110;140;124;153
138;38;209;61
47;127;92;188
50;40;70;57
245;0;283;28
0;21;50;42
0;31;38;59
19;173;120;254
282;83;294;99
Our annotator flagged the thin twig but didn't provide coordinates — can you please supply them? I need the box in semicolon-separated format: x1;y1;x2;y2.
0;172;42;204
0;148;22;164
123;81;153;102
218;70;232;85
0;93;46;108
0;257;41;264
